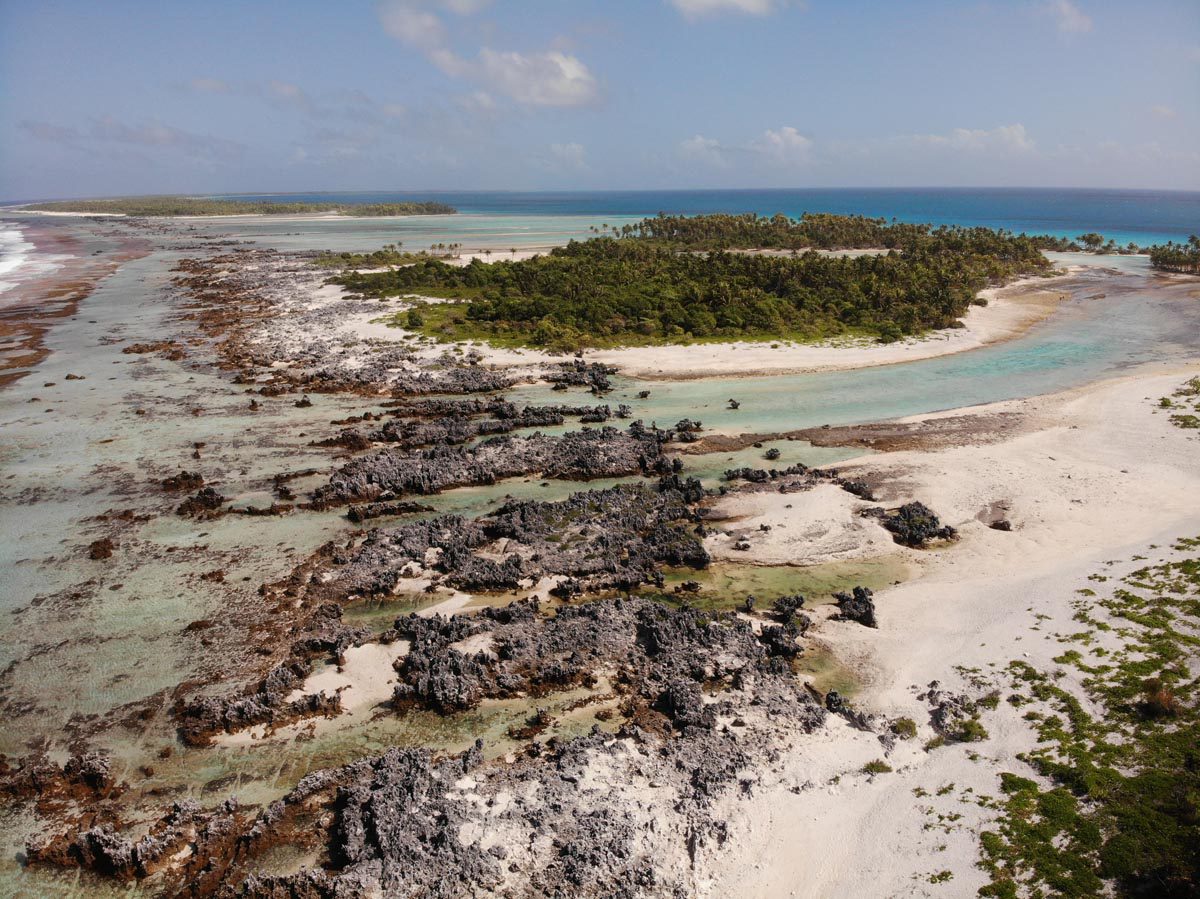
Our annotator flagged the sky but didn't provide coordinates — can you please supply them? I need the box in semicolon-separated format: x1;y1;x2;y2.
1;0;1197;200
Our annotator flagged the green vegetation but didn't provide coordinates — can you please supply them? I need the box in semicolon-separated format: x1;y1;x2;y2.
862;759;894;775
313;242;465;269
1149;236;1200;274
891;717;918;739
339;213;1054;349
23;196;456;217
1155;376;1200;430
978;537;1200;898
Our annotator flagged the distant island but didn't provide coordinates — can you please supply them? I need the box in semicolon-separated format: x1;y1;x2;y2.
333;212;1054;349
20;196;457;217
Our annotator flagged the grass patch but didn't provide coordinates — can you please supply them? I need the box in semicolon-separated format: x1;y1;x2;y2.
977;537;1200;898
1155;376;1200;430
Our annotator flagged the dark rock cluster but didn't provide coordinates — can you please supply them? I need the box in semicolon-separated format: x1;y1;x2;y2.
176;603;367;745
322;479;709;599
160;470;204;491
39;597;826;897
0;751;115;803
312;425;671;507
833;586;878;628
176;486;227;519
548;360;617;393
721;461;873;501
870;501;958;547
29;799;226;881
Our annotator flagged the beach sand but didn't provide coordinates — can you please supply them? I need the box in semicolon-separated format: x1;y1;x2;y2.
698;364;1200;896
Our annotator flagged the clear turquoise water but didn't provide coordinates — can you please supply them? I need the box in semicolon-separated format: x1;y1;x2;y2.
212;187;1200;247
505;257;1200;435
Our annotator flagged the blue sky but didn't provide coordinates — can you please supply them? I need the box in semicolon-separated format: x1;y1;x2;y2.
1;0;1197;199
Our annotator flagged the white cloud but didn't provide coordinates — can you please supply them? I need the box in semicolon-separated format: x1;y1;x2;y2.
547;142;588;171
378;1;446;48
752;126;813;164
679;134;728;166
267;80;313;108
668;0;793;19
455;91;497;113
378;2;599;108
679;127;813;168
909;124;1034;153
440;0;490;13
479;49;598;106
24;116;246;161
1150;104;1177;119
1043;0;1092;34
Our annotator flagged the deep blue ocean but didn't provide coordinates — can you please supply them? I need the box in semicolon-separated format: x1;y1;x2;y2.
213;188;1199;247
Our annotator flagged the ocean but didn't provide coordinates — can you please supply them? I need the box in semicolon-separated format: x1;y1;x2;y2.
208;187;1200;247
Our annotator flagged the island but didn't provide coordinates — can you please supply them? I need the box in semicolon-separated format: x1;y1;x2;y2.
332;213;1054;348
19;196;457;216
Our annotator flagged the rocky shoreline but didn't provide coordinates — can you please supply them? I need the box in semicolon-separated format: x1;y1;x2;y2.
9;216;1183;898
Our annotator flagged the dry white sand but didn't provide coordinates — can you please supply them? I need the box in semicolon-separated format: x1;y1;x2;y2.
701;364;1200;897
705;482;899;566
283;640;410;712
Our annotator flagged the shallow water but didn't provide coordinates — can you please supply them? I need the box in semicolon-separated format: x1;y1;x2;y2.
211;187;1200;247
0;213;1197;896
178;212;645;255
506;261;1200;437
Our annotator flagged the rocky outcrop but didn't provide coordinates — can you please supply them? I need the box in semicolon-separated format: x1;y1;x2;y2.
88;537;116;560
313;424;672;507
0;751;115;803
177;487;227;519
834;586;877;628
176;604;366;745
548;360;616;393
322;480;708;600
37;596;825;897
871;502;957;547
161;470;204;491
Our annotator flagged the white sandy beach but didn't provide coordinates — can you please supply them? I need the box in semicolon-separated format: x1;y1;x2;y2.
696;364;1200;896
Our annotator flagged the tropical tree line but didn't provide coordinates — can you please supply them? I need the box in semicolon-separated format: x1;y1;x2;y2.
1148;236;1200;273
313;242;465;269
334;213;1055;349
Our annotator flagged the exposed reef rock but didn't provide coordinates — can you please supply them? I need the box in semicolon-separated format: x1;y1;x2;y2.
36;598;826;897
321;479;708;599
869;501;958;547
160;470;204;491
176;603;367;745
87;537;116;560
548;360;617;393
312;425;672;507
348;401;615;451
176;486;228;519
834;586;878;628
0;751;116;803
